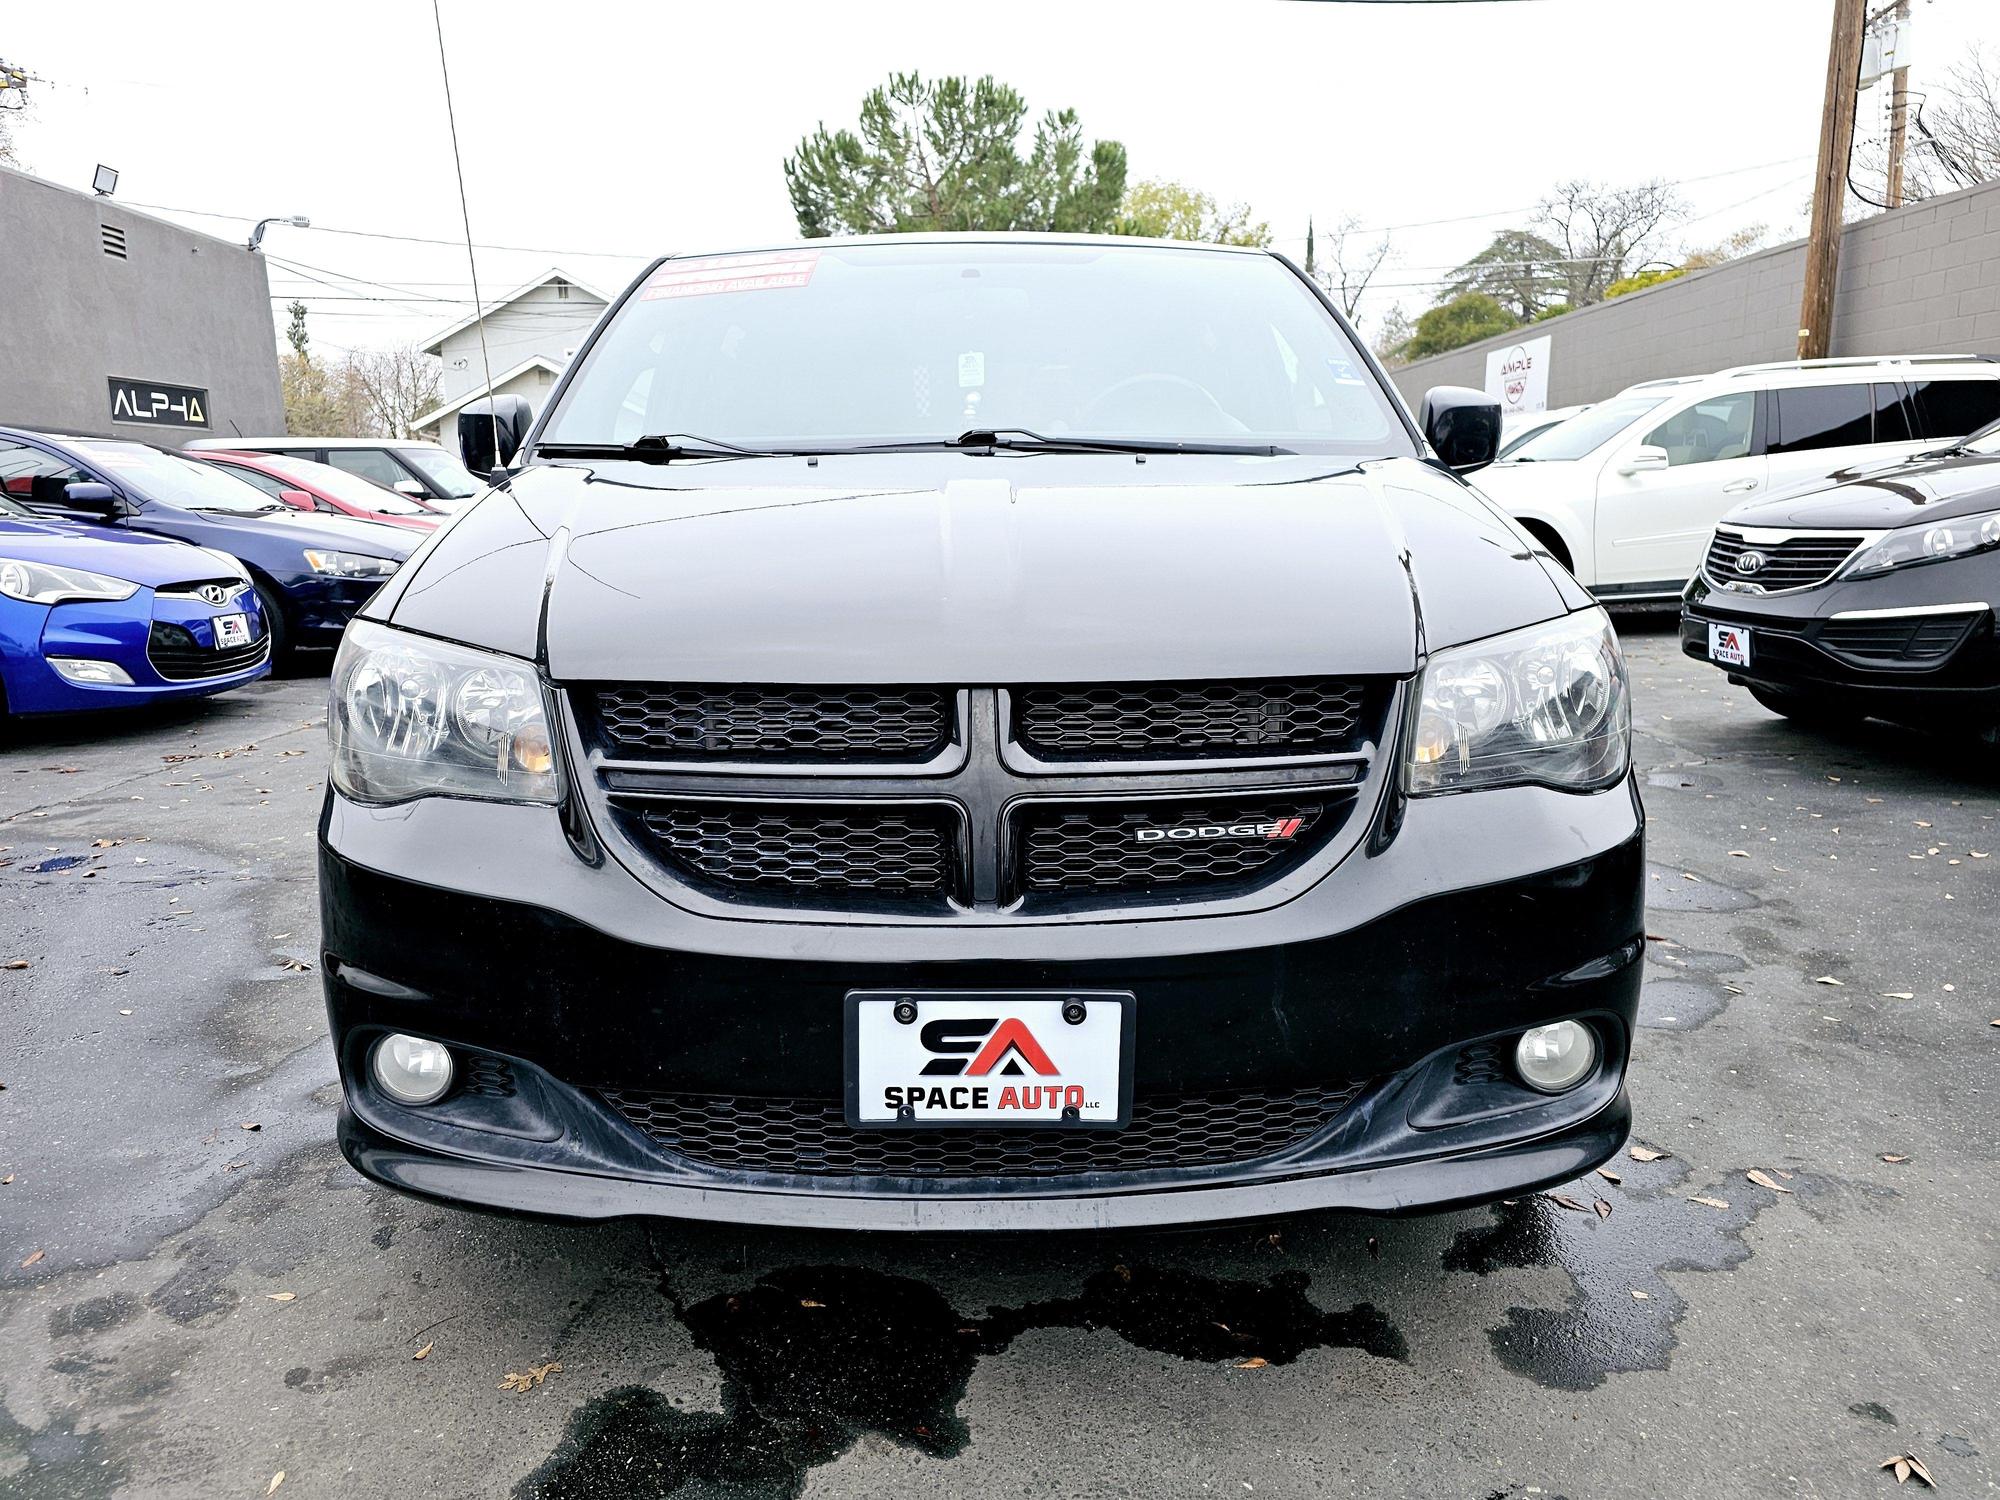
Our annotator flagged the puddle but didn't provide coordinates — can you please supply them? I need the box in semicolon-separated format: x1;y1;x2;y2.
23;854;89;874
520;1261;1403;1499
1442;1165;1827;1391
0;1403;125;1500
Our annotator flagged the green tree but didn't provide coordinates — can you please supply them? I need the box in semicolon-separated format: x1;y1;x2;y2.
285;300;310;357
1118;179;1270;246
1604;267;1686;299
1444;230;1568;321
784;72;1127;237
1397;292;1519;361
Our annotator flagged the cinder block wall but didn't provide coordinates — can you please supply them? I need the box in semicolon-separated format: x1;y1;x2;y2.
1388;178;2000;410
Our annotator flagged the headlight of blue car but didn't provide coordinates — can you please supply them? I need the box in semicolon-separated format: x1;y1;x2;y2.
302;549;399;579
0;558;140;604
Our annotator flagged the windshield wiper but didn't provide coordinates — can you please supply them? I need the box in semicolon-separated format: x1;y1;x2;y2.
535;433;779;463
924;428;1290;457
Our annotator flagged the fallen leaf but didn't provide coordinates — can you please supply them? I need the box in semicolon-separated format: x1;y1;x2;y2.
799;1299;826;1309
1879;1452;1937;1487
1234;1357;1269;1370
1813;975;1845;986
413;1343;433;1361
266;1292;296;1302
267;1473;285;1496
1593;1199;1612;1220
1595;1167;1622;1184
1746;1170;1793;1195
1112;1264;1132;1282
1915;821;1932;829
19;1249;44;1268
1545;1192;1591;1212
0;1175;13;1185
1727;850;1749;858
279;956;313;973
1629;1145;1671;1163
2;960;28;970
1881;992;1916;1000
1881;1154;1910;1164
240;1122;262;1132
1365;1236;1380;1260
1630;1289;1650;1300
499;1360;563;1393
1690;1195;1730;1210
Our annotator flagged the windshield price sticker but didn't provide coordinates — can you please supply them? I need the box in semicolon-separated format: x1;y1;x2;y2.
640;251;819;302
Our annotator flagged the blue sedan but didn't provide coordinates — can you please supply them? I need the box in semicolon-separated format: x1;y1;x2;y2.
0;489;272;716
0;429;418;661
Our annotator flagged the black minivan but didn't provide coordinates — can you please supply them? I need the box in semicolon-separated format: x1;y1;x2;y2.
319;236;1641;1230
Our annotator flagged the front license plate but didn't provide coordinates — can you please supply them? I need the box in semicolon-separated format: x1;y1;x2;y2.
846;990;1134;1128
214;613;251;649
1708;621;1751;667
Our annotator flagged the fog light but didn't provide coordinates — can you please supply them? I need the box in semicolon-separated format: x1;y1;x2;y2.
49;657;134;686
370;1033;454;1106
1514;1021;1597;1093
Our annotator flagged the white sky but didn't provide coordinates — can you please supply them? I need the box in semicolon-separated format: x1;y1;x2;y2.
5;0;1990;353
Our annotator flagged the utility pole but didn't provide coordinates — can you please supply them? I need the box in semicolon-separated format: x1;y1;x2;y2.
1885;0;1912;207
1798;0;1868;361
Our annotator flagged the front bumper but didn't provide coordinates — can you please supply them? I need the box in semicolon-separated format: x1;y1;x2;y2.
0;588;270;715
1681;570;2000;723
319;770;1645;1229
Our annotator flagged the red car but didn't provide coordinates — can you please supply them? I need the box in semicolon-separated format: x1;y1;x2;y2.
193;451;446;531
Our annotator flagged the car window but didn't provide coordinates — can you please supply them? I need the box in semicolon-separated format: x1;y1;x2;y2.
263;456;434;513
0;439;89;513
1642;393;1754;467
392;446;482;498
212;463;289;499
1771;384;1873;453
542;241;1411;456
1909;378;2000;440
325;448;410;488
1872;382;1918;443
77;441;282;513
1502;396;1666;462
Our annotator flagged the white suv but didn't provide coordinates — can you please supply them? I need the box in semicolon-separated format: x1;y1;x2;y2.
1472;356;2000;601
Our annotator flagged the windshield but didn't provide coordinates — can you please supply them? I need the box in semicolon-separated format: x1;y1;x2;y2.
1955;416;2000;454
81;442;282;513
541;241;1411;456
393;446;481;498
262;456;437;513
1503;396;1669;463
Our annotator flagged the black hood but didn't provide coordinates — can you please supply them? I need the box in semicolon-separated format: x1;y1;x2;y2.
1725;449;2000;532
374;453;1572;680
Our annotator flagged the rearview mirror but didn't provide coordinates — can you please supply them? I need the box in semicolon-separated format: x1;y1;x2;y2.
1419;386;1503;474
1619;445;1670;476
458;395;534;481
62;481;123;518
392;479;427;498
277;488;315;511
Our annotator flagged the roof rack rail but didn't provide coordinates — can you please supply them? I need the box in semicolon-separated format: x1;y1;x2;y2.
1716;354;1991;377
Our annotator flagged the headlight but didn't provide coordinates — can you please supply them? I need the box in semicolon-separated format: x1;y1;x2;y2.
303;548;398;578
1849;510;2000;576
329;620;557;804
0;557;140;605
1405;607;1629;795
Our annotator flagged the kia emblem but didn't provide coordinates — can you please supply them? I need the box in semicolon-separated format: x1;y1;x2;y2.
1734;551;1767;575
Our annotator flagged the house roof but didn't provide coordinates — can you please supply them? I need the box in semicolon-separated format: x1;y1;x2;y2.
409;354;567;434
418;266;612;355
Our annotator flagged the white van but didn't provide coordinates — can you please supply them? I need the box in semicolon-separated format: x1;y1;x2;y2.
1472;356;2000;601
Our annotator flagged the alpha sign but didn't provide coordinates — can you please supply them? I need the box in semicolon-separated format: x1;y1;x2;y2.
1483;335;1552;418
108;377;210;429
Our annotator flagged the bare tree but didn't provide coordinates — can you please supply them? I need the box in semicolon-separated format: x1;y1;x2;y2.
349;347;444;439
0;62;31;167
1319;213;1392;321
1533;179;1685;306
1855;47;2000;204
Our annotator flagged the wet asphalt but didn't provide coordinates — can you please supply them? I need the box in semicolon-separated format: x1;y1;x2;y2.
0;618;1995;1499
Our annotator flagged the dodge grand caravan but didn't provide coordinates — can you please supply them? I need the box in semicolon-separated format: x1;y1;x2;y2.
320;235;1643;1230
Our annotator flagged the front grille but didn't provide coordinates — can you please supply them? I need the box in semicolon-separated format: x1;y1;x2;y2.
460;1055;517;1099
631;802;957;903
1818;613;1982;662
1703;530;1867;592
1013;798;1335;897
588;685;952;763
1013;678;1366;759
145;621;269;682
601;1083;1366;1178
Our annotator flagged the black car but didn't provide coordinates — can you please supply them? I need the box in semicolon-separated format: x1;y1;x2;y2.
320;236;1641;1231
1681;423;2000;740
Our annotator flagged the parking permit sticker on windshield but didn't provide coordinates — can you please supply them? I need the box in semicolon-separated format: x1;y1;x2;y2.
957;351;986;388
639;251;819;301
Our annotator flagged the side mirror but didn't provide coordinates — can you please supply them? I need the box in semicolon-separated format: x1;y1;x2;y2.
458;395;534;480
1618;445;1670;476
392;479;427;498
62;481;123;518
277;488;315;510
1419;386;1503;474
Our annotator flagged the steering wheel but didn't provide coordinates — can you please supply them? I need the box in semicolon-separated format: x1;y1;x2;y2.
1079;373;1231;431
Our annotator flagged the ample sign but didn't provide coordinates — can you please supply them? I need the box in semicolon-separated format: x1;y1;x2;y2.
1484;334;1552;418
108;377;211;429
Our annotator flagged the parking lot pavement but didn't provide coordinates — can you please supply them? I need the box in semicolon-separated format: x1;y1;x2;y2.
1;617;1994;1499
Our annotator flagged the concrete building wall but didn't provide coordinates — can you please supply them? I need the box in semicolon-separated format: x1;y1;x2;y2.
1388;178;2000;411
434;281;604;403
0;165;283;446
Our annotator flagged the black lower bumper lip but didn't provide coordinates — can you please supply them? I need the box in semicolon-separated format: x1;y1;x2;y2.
337;1091;1632;1231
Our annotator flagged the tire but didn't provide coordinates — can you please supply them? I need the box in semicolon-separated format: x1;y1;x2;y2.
1747;683;1855;730
254;583;291;670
